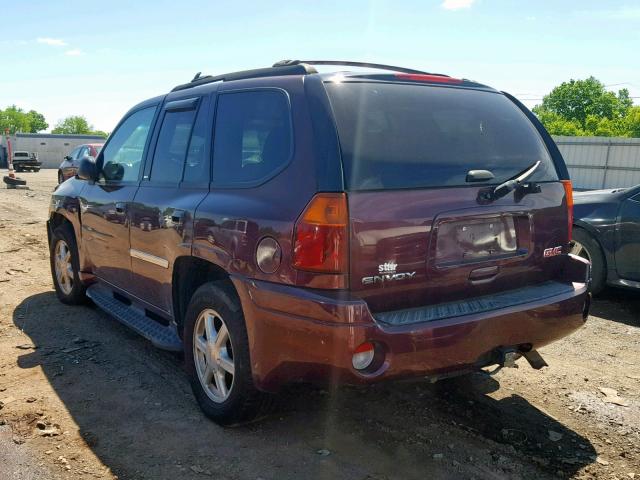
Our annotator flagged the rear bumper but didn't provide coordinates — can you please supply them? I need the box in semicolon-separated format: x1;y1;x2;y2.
13;161;41;167
232;258;590;392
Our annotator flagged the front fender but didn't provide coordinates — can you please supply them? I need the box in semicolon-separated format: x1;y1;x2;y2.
49;177;87;271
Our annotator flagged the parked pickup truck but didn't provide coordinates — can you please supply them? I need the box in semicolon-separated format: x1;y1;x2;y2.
12;151;41;172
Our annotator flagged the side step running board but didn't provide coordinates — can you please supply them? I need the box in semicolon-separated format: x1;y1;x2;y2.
87;284;182;351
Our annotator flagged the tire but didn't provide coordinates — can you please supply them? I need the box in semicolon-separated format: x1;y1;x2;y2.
183;281;270;426
49;224;87;304
3;176;27;186
571;227;606;295
34;168;40;172
57;171;64;184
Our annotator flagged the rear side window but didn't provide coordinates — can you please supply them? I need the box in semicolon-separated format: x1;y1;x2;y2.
325;83;557;190
150;108;197;183
212;90;292;187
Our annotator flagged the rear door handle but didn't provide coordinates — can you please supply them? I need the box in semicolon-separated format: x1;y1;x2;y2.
115;202;126;214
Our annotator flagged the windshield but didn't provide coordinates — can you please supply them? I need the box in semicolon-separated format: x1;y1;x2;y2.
325;82;558;190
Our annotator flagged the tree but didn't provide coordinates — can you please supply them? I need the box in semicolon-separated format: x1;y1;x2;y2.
52;115;93;134
0;105;49;133
624;106;640;138
26;110;48;132
0;105;31;133
533;77;639;138
534;109;584;136
51;116;107;137
532;77;628;128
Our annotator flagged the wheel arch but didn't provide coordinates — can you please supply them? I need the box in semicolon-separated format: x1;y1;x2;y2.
49;211;75;238
573;221;609;270
172;256;239;336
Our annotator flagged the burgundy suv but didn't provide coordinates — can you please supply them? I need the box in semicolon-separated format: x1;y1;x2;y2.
47;60;590;425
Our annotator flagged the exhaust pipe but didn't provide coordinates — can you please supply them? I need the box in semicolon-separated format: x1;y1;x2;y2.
486;346;548;375
521;350;548;370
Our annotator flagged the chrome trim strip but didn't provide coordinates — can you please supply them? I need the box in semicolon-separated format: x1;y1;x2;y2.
129;248;169;269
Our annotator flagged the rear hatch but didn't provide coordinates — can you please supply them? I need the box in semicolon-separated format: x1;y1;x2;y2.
324;80;570;314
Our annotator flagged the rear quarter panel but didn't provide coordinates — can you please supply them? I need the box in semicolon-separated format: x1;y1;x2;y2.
192;76;347;289
573;198;620;273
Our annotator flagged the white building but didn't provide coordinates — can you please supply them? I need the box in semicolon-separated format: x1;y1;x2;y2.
1;133;106;169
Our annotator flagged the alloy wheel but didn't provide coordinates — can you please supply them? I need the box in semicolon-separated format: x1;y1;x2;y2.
193;308;235;403
54;239;74;295
570;240;591;262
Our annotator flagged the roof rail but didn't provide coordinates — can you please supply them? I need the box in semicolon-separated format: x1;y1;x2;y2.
273;59;446;76
171;63;318;92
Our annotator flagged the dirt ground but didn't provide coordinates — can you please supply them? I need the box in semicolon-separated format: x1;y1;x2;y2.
0;170;638;480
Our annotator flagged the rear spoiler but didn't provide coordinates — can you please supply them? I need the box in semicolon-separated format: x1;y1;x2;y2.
502;91;570;181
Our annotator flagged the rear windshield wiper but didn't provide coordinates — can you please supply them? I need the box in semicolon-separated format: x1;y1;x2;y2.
481;161;542;202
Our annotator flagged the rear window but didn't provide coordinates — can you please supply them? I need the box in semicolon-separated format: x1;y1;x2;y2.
14;152;29;157
325;82;558;190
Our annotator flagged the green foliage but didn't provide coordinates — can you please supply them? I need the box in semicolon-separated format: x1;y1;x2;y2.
26;110;48;132
51;116;107;137
0;106;107;137
533;77;638;137
0;105;49;133
624;106;640;138
52;115;92;134
534;110;584;136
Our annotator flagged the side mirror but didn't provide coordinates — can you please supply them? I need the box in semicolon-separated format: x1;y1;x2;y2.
64;155;72;161
77;156;98;181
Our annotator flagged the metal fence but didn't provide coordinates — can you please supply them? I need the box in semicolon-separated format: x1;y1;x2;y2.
553;136;640;190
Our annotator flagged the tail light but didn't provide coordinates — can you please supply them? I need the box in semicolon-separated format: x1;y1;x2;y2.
293;193;348;273
394;73;463;84
562;180;574;243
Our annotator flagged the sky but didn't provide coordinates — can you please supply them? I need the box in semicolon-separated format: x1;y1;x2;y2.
1;0;639;133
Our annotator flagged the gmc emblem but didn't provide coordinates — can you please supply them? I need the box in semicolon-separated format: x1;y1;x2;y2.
543;246;563;258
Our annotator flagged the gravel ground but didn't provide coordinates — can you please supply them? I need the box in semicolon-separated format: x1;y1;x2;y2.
0;170;638;480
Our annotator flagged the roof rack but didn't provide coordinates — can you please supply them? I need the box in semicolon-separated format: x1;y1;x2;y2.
273;59;447;76
171;60;448;93
171;63;318;92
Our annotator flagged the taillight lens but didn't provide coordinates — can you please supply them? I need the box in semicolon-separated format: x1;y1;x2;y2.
293;193;348;273
352;342;376;371
562;180;574;243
